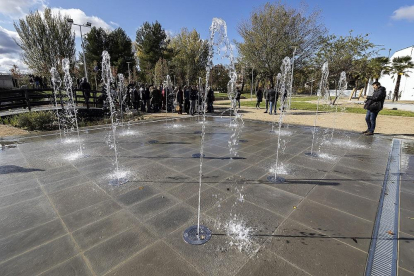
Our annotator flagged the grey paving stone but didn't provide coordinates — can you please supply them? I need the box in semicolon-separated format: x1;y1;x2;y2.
331;164;384;185
307;185;379;221
42;175;90;194
48;182;111;216
323;173;382;201
399;233;414;273
0;235;78;276
289;199;374;252
0;179;39;197
61;199;122;232
0;196;57;238
235;248;309;276
401;191;414;212
168;182;210;201
207;195;285;240
186;187;230;213
0;186;43;208
145;203;196;237
398;268;414;276
201;169;233;185
401;180;414;195
72;210;138;250
165;220;251;276
289;154;337;173
84;225;156;275
116;185;159;206
37;168;80;185
242;184;302;217
264;219;367;276
106;241;201;276
0;219;66;263
38;255;93;276
129;193;180;221
401;208;414;236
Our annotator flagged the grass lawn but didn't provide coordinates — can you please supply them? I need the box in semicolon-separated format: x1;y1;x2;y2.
216;97;414;117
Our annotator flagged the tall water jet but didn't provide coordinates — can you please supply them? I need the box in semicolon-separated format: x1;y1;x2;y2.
271;73;282;132
50;67;63;141
117;74;125;125
306;62;329;157
184;17;240;245
62;58;83;156
330;71;347;140
268;57;291;183
102;51;128;186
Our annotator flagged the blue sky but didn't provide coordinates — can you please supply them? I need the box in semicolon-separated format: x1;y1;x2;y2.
1;0;414;72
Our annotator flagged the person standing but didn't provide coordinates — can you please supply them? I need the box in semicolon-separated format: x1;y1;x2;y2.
176;86;184;114
268;87;276;115
256;87;263;109
207;88;215;113
264;85;270;113
363;81;386;136
184;86;190;114
189;86;198;116
236;88;241;108
80;78;91;109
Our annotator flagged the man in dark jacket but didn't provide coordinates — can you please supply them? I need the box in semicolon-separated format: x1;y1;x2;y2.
189;86;198;116
80;78;91;109
256;87;263;109
264;86;269;113
184;86;190;114
268;87;276;115
235;88;242;108
207;88;214;113
363;81;386;136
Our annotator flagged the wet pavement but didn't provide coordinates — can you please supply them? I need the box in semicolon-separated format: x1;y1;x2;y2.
0;116;412;276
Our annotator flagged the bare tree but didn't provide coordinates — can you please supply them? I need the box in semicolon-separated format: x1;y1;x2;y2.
236;2;326;87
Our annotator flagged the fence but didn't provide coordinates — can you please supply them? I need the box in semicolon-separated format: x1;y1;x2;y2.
0;88;104;112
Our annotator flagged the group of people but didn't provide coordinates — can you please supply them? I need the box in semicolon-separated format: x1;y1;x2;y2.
255;85;288;115
118;84;215;115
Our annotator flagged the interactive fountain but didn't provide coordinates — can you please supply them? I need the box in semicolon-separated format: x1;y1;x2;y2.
61;58;87;160
50;67;63;142
267;57;292;183
305;61;330;158
330;71;347;140
184;17;242;245
102;51;128;186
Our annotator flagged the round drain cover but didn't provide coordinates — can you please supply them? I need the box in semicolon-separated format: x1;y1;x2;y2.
183;225;212;245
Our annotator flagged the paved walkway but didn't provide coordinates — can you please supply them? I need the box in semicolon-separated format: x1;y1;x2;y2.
0;117;412;275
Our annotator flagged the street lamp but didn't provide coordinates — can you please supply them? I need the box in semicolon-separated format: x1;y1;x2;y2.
126;62;132;84
67;19;92;81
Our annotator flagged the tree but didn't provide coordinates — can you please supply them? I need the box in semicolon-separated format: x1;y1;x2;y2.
154;58;169;86
169;28;209;86
14;8;75;76
368;56;389;82
236;2;326;87
136;21;171;83
385;56;414;102
315;32;376;89
83;27;134;83
211;64;230;92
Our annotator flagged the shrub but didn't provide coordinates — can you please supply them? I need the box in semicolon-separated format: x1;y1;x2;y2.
17;111;57;131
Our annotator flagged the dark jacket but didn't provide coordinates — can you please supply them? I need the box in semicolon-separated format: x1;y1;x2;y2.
256;89;263;102
176;89;184;104
190;89;198;101
268;89;276;102
236;90;241;100
207;89;214;102
366;86;386;112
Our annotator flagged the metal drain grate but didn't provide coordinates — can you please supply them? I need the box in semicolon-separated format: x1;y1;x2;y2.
365;139;401;276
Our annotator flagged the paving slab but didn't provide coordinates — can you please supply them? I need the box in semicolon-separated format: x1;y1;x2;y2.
0;117;410;276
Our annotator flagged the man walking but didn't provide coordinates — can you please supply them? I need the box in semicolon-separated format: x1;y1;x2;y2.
264;85;270;113
256;87;263;109
363;81;386;136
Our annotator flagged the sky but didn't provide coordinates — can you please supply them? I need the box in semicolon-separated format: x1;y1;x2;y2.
1;0;414;73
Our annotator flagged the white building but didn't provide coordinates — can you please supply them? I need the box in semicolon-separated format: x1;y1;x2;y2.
379;46;414;101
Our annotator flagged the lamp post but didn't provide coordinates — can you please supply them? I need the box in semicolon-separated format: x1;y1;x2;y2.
250;66;254;101
126;62;132;84
67;19;91;81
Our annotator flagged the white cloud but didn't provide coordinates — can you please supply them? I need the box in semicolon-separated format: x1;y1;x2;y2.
0;0;45;18
391;5;414;21
110;21;119;27
0;26;28;73
49;8;112;37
